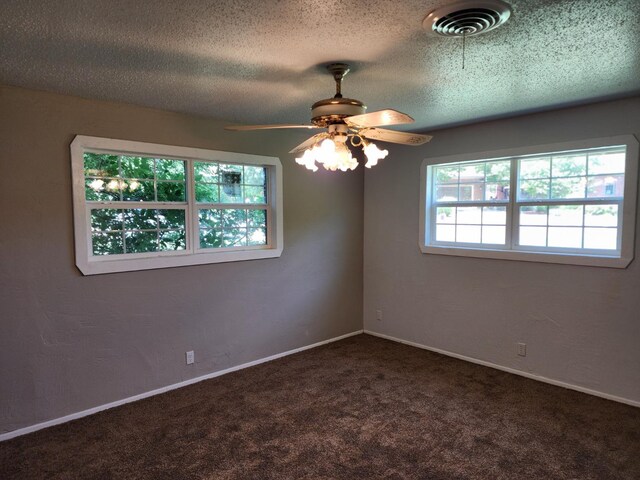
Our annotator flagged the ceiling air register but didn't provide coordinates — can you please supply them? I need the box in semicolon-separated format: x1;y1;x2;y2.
423;0;512;37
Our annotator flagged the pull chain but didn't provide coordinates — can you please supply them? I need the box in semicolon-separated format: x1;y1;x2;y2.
462;31;466;70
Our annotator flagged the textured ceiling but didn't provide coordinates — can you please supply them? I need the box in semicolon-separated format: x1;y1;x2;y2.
1;0;639;131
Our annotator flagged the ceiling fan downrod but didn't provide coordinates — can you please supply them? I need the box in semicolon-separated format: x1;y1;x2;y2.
326;63;350;99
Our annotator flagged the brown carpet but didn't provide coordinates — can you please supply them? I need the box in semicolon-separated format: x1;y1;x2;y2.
1;334;639;479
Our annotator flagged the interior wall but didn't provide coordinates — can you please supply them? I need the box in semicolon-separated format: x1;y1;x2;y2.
0;85;364;435
363;96;640;404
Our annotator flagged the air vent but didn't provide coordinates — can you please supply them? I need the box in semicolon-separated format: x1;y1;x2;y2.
423;0;511;37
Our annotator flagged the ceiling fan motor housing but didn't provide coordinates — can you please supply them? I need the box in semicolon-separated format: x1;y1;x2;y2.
311;98;366;127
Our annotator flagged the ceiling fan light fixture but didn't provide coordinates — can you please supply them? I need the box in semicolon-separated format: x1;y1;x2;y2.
295;137;361;172
363;141;389;169
294;134;390;172
295;148;320;172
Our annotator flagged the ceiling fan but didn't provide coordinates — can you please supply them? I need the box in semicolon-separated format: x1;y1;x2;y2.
225;63;432;172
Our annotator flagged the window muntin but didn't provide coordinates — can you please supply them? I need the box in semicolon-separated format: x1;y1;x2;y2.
421;136;638;268
72;136;283;275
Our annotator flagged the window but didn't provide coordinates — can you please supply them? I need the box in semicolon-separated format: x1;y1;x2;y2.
420;136;638;268
71;136;283;275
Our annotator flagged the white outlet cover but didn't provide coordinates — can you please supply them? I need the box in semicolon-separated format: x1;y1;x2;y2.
186;351;195;365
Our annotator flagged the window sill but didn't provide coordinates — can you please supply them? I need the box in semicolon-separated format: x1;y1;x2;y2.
420;244;632;268
77;247;283;275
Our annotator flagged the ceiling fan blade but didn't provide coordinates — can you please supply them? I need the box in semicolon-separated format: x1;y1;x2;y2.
289;133;330;154
345;109;415;128
225;124;320;131
360;128;432;146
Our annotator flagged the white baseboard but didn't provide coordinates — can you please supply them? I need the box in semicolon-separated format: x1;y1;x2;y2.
0;330;364;442
364;330;640;408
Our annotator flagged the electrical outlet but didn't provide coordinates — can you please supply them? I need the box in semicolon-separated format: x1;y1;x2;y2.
376;309;383;321
517;343;527;357
186;350;195;365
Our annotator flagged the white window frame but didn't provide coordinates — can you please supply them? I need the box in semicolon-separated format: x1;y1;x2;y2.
419;135;639;268
71;135;283;275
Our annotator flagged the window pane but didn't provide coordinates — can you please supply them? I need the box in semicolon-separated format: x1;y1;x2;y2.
99;179;124;199
435;166;458;184
159;230;186;251
124;209;157;230
485;161;510;182
220;164;243;180
482;206;506;225
199;209;220;229
213;209;247;227
435;224;455;242
584;228;617;250
244;166;266;185
157;209;186;230
588;152;625;175
520;206;548;225
199;209;249;230
248;228;267;246
157;181;186;202
248;209;267;228
482;226;505;245
519;179;549;200
587;175;624;198
584;205;618;227
520;158;550;179
220;166;243;203
219;209;247;228
459;163;485;183
156;159;185;180
548;205;583;226
222;228;247;247
548;227;582;248
195;162;218;182
436;185;458;202
550;177;586;199
91;209;123;231
457;225;481;243
221;186;243;203
551;155;586;178
459;184;484;201
457;207;482;224
244;186;266;204
122;180;154;202
92;231;124;255
519;226;547;246
196;183;219;203
84;153;119;177
85;178;120;201
200;229;222;248
436;207;456;224
120;156;153;179
485;183;509;201
125;231;158;253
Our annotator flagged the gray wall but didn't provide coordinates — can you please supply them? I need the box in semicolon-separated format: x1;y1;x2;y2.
364;96;640;404
0;85;363;434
